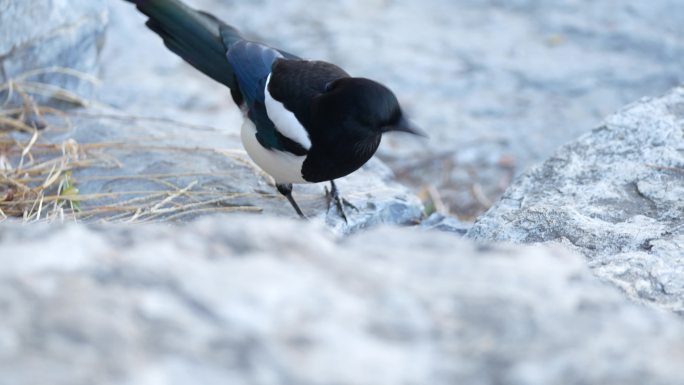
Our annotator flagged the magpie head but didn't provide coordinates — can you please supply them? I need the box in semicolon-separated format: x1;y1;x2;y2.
319;77;425;137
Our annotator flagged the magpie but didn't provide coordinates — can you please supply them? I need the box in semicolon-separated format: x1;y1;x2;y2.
123;0;425;220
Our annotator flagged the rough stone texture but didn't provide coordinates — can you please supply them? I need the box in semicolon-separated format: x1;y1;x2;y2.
102;0;684;217
468;87;684;314
1;216;684;385
0;0;108;103
420;212;472;235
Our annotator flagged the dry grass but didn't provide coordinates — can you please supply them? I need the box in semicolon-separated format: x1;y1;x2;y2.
0;68;262;223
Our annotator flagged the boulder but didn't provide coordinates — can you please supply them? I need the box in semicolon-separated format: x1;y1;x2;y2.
468;87;684;314
0;0;107;104
0;216;683;385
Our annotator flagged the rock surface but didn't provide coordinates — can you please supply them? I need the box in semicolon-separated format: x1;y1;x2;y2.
2;108;423;233
0;0;108;103
469;87;684;314
101;0;684;217
1;216;684;385
420;212;472;235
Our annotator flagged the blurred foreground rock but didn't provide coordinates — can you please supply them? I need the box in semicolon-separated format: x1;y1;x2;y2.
0;0;107;103
1;216;684;385
469;87;684;314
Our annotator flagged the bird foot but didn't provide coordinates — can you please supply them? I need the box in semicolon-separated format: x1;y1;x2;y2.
325;182;358;223
277;183;307;220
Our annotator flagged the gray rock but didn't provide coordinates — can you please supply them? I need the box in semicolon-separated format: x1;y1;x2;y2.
420;212;471;235
0;0;107;104
5;107;423;233
0;216;683;385
468;87;684;314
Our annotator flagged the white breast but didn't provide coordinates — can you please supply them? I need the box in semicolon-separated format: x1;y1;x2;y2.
264;74;312;150
240;119;307;184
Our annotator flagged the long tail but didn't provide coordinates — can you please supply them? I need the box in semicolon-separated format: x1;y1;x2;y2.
124;0;242;89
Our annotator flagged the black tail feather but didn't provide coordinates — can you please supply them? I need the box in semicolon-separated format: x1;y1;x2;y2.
124;0;242;89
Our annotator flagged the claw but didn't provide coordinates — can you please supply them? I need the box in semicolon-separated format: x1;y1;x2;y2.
325;180;356;223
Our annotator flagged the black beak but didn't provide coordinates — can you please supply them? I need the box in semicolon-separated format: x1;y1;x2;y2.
384;116;428;137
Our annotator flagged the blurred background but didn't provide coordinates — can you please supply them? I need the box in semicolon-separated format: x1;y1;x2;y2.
99;0;684;219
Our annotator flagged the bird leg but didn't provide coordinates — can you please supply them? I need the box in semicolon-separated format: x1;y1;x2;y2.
276;183;306;219
325;180;358;223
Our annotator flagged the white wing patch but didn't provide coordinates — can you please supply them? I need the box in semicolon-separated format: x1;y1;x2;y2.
240;119;307;184
264;74;312;150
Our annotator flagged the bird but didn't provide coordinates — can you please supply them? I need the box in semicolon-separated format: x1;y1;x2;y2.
123;0;425;221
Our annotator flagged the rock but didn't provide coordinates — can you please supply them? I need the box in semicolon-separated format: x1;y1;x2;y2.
468;87;684;314
0;0;107;105
420;212;471;235
0;215;683;385
3;107;423;233
103;0;684;217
